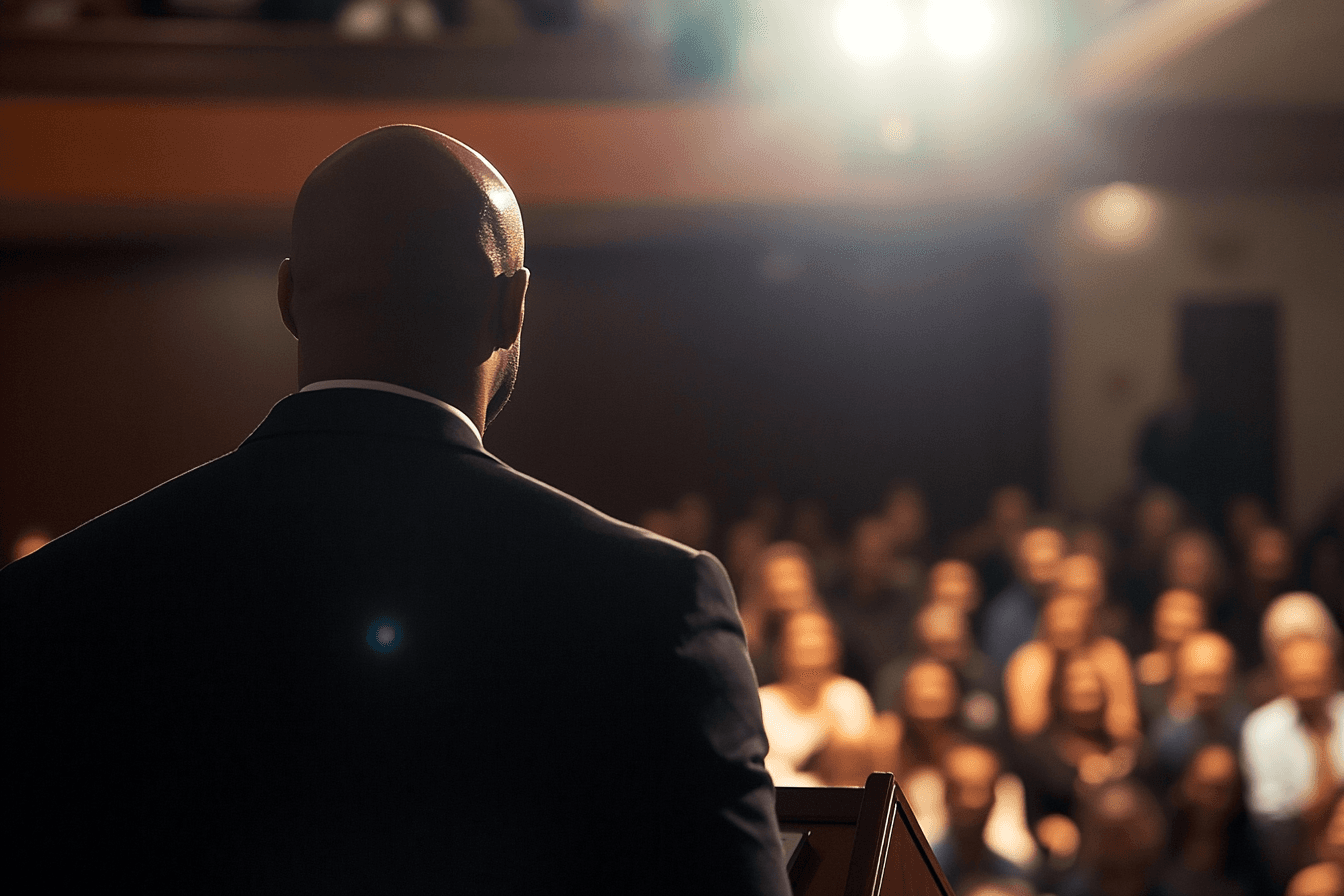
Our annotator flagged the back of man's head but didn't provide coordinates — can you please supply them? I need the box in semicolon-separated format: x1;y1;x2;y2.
282;125;528;428
291;124;522;318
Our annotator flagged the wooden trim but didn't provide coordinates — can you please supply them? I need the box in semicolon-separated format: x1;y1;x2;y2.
844;773;897;896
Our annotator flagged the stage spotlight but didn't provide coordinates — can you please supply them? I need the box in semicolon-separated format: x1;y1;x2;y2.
833;0;907;67
924;0;995;62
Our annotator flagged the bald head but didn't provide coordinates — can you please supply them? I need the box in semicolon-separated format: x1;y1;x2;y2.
280;125;529;432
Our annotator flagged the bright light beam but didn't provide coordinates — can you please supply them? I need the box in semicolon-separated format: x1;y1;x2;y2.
924;0;995;62
833;0;907;67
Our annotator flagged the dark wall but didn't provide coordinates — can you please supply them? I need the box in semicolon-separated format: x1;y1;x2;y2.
1;230;1049;554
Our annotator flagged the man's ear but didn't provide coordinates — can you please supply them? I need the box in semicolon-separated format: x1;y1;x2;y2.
495;266;528;349
278;258;298;339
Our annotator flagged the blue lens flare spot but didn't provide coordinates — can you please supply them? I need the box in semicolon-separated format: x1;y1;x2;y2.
366;617;403;654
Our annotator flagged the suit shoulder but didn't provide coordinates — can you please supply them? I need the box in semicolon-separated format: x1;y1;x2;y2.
481;458;701;564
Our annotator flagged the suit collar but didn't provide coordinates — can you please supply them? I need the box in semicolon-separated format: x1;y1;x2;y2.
241;388;498;462
299;379;483;447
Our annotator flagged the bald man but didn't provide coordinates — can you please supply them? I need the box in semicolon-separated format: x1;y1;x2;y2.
0;126;789;894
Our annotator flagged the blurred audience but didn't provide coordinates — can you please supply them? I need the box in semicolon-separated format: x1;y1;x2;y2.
1117;486;1185;634
636;474;1344;892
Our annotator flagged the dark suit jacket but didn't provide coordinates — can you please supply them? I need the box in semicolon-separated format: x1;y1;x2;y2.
0;388;789;895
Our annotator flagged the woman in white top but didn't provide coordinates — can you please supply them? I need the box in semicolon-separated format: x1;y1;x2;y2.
759;609;875;787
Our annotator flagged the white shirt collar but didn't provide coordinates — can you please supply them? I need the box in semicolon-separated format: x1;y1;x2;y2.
299;379;483;447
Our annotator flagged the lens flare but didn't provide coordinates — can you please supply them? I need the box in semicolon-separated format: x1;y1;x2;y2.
833;0;907;67
924;0;995;62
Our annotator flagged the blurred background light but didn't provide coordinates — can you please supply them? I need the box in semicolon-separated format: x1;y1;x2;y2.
833;0;907;67
1077;182;1161;250
924;0;996;62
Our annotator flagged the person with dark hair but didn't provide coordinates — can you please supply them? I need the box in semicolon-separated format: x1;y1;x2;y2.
0;126;789;895
1159;744;1272;896
1055;779;1170;896
739;540;823;683
1226;524;1298;673
1117;487;1185;639
828;515;917;691
949;485;1033;603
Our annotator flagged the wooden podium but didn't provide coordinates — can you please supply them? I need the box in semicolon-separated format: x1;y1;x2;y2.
776;773;954;896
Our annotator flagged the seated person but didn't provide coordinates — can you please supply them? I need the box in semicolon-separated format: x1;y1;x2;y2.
786;499;843;590
870;658;966;840
932;742;1034;893
948;484;1033;605
1226;525;1296;673
1004;587;1140;745
1116;486;1185;634
1244;632;1344;887
1065;533;1131;646
1248;591;1344;707
1054;780;1168;896
1159;744;1272;896
1016;656;1137;833
873;601;1003;743
1134;588;1207;721
1146;631;1248;795
881;482;932;593
1164;528;1227;614
928;558;984;614
758;609;874;787
982;525;1067;667
739;541;822;683
828;516;917;691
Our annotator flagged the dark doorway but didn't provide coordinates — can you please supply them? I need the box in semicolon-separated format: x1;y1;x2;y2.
1177;297;1281;523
